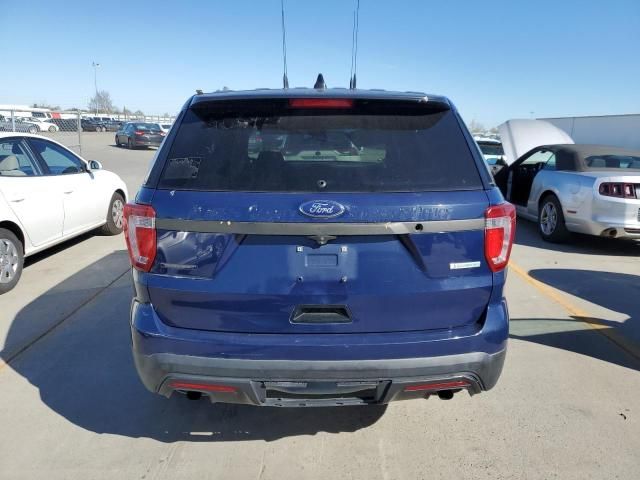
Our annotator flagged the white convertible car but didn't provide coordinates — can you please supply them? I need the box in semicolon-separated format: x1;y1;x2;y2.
0;133;127;293
494;119;640;242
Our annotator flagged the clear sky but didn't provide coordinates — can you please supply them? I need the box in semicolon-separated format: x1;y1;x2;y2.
1;0;639;126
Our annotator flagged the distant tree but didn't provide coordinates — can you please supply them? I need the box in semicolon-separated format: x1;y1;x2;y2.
468;119;486;133
133;109;145;117
122;107;132;117
163;112;170;117
88;90;116;113
489;127;499;134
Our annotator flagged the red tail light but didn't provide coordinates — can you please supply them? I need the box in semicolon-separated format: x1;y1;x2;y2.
404;380;471;392
168;381;237;393
289;98;354;109
599;182;637;199
485;203;516;272
123;204;156;272
134;130;145;136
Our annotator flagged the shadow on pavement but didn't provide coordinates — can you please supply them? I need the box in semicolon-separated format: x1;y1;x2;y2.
514;220;640;256
511;268;640;371
23;231;95;268
2;253;386;442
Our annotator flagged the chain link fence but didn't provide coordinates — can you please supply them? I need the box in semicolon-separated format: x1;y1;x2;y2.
0;109;175;155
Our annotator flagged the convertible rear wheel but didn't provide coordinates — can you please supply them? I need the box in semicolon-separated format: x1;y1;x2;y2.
538;194;570;243
48;126;56;132
0;228;23;295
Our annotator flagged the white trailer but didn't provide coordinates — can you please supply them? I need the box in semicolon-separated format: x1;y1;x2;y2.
540;114;640;150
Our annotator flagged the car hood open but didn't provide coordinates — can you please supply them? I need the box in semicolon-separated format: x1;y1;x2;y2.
498;119;574;165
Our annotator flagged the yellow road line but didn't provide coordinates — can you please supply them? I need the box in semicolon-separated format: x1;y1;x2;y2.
509;260;640;362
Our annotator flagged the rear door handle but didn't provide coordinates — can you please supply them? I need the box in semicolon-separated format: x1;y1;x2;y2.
64;190;74;194
10;197;25;203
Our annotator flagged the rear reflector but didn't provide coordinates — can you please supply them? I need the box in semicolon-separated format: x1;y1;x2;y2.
289;98;354;109
168;381;237;393
123;204;156;272
404;380;471;392
485;203;516;272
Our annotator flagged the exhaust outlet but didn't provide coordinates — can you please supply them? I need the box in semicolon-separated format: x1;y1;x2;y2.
437;390;454;400
186;391;202;401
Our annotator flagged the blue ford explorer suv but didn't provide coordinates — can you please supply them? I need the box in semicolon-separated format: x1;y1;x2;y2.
124;85;515;407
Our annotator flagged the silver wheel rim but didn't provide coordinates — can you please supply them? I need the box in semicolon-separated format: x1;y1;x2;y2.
540;202;558;235
0;238;20;284
112;199;124;229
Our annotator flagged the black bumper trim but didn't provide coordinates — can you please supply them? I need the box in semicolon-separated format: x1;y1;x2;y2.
133;349;507;406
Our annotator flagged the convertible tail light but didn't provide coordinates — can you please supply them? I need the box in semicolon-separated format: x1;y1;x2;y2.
599;182;637;199
123;204;156;272
485;203;516;272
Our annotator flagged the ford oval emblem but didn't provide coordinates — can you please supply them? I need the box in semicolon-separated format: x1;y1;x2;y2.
299;200;346;218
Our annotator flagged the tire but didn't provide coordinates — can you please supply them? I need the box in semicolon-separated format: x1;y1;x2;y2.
538;194;571;243
0;228;24;295
99;192;125;235
127;138;134;149
115;136;120;147
28;126;38;134
48;126;56;132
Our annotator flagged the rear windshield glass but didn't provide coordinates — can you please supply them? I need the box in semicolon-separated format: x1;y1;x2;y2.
585;155;640;169
157;101;482;192
134;123;160;131
478;142;504;156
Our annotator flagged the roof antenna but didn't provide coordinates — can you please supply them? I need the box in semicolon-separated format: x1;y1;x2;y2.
314;73;326;89
349;0;360;89
280;0;289;88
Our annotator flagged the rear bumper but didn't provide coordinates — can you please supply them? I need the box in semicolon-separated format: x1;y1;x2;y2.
581;197;640;238
133;349;506;406
133;138;162;147
130;297;509;406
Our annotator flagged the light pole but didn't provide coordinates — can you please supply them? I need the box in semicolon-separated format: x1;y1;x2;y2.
92;62;100;115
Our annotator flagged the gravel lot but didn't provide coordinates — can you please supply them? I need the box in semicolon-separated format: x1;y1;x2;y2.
1;133;639;480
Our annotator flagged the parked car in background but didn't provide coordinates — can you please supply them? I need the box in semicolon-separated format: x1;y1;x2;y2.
101;120;123;132
81;119;105;132
0;116;39;134
115;122;165;149
475;136;506;175
21;117;59;132
124;86;514;407
0;133;128;294
158;123;172;134
495;119;640;242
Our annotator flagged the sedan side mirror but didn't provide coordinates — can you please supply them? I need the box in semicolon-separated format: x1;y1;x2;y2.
88;160;102;170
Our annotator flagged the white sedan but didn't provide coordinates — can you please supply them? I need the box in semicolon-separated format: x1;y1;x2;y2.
0;132;128;293
21;117;60;132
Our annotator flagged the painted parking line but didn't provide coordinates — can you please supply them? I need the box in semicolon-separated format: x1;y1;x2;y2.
509;260;640;363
